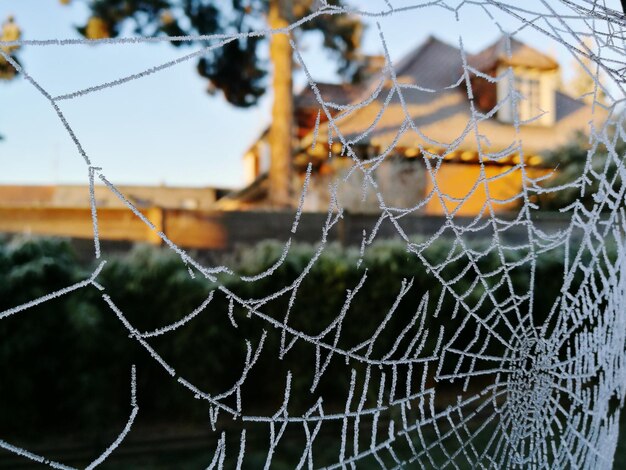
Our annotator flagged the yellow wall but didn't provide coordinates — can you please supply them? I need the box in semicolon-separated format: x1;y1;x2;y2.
0;207;157;242
0;206;228;249
424;163;548;216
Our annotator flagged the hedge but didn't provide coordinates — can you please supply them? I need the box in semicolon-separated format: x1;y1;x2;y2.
0;235;610;448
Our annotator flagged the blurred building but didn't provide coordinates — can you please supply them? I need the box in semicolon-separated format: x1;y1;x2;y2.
232;35;607;216
0;184;231;248
0;36;609;247
0;184;229;210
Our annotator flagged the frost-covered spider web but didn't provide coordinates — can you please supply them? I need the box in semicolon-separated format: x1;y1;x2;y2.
2;0;626;468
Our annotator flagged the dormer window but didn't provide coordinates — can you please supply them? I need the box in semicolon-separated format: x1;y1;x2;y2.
467;36;560;127
514;75;540;122
497;67;558;127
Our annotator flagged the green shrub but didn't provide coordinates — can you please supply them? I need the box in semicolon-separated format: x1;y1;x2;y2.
0;235;615;446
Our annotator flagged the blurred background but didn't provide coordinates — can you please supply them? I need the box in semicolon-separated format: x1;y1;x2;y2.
1;0;626;468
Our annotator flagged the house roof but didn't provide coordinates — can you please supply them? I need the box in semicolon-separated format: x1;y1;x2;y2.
214;174;268;210
294;55;385;110
295;82;364;109
468;36;559;71
241;81;369;157
302;35;607;157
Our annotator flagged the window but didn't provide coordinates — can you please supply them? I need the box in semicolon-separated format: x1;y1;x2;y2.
513;75;541;122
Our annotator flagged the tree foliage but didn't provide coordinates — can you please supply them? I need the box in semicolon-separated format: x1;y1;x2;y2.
73;0;363;107
0;15;20;80
565;38;607;105
0;15;22;141
535;130;626;211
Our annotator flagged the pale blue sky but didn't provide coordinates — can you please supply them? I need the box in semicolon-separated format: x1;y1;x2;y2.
0;0;620;189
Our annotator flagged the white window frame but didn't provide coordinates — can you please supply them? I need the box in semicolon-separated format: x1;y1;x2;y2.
513;75;541;122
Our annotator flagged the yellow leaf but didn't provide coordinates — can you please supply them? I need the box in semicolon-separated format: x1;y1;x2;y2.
86;16;110;40
1;16;21;54
160;10;174;25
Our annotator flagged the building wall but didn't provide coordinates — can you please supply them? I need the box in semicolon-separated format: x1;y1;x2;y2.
0;185;228;210
423;162;549;216
0;206;163;244
296;156;549;217
300;157;427;213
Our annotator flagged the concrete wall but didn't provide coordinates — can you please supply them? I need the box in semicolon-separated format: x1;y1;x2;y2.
300;158;427;214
